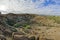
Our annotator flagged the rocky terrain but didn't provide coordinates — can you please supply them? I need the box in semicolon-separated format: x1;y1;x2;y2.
0;13;60;40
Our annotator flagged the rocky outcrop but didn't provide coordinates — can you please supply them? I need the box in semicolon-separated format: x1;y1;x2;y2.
13;35;29;40
3;29;12;37
0;35;6;40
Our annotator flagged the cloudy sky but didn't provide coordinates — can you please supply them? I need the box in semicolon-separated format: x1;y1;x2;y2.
0;0;60;15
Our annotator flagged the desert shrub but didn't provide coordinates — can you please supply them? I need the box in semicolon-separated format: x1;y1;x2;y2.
14;23;21;28
14;23;31;29
6;19;16;26
47;16;60;24
24;25;31;29
14;23;27;28
10;28;17;32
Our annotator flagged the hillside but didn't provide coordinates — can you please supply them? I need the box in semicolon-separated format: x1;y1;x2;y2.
0;13;60;40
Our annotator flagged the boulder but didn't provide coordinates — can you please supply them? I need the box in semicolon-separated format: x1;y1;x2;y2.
13;35;29;40
12;32;25;36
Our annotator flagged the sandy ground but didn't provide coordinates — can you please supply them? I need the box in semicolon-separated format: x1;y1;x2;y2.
46;27;60;40
6;37;12;40
5;27;60;40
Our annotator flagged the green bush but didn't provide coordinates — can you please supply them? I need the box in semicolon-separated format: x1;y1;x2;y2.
24;25;31;29
14;23;31;29
14;23;21;28
6;19;16;26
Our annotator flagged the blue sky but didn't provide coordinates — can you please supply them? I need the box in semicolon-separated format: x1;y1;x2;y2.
0;0;60;15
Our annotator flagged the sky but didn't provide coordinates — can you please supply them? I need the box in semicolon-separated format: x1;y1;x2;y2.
0;0;60;15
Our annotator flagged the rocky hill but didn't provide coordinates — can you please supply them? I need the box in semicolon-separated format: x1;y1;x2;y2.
0;13;60;40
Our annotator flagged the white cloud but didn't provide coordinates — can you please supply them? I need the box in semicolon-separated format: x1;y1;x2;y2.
0;0;60;15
